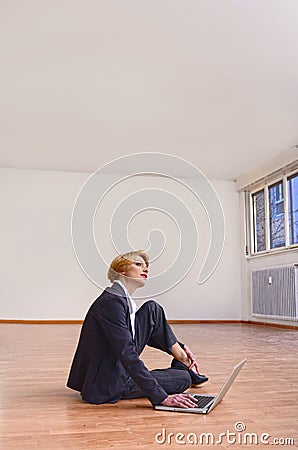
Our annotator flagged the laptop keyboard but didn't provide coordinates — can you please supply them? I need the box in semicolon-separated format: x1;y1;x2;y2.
193;395;214;409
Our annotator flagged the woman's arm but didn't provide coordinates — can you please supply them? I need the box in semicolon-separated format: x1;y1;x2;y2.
95;296;168;405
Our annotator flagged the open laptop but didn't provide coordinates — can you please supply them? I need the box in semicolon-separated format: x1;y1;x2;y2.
154;358;247;414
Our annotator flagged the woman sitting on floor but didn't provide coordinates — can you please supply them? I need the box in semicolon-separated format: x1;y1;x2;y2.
67;250;208;409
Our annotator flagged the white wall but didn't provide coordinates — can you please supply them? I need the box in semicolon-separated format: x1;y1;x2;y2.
158;180;241;320
0;168;99;319
0;167;241;320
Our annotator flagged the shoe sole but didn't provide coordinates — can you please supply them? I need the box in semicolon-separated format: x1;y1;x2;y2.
191;381;208;387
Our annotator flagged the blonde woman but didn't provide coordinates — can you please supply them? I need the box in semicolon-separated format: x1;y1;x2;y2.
67;250;208;409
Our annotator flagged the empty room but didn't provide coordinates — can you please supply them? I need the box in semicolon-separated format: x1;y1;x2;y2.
0;1;298;449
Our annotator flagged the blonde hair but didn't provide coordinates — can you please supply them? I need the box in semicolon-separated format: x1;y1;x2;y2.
108;250;149;282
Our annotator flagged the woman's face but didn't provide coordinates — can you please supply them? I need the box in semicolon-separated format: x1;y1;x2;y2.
120;255;149;287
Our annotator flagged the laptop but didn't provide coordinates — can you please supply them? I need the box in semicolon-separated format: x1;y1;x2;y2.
154;358;247;414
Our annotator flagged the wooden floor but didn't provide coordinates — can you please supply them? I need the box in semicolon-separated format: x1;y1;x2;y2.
0;323;297;449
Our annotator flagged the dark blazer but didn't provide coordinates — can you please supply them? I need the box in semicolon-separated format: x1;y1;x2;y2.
67;282;168;405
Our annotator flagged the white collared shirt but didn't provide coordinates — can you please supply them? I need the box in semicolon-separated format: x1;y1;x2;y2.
114;279;138;339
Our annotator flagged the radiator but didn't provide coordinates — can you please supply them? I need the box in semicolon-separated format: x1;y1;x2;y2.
252;264;298;321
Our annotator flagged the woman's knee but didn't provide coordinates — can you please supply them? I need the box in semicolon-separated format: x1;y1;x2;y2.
139;300;167;322
141;300;163;312
170;370;192;394
151;368;191;395
180;371;192;391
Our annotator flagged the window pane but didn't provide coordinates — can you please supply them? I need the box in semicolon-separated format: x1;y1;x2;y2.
269;181;285;248
288;173;298;245
252;190;266;252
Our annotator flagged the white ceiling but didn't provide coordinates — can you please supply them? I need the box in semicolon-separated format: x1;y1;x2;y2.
0;0;298;180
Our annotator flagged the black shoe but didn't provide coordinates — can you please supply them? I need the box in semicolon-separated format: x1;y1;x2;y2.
171;359;209;385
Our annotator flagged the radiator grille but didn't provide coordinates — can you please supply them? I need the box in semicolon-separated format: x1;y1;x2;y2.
252;264;298;320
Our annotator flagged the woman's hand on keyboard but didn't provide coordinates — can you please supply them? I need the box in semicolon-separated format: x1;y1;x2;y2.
161;393;197;409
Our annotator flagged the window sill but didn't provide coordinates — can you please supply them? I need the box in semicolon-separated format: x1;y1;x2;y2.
246;245;298;259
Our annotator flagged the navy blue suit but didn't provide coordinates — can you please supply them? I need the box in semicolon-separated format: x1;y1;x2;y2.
67;282;190;405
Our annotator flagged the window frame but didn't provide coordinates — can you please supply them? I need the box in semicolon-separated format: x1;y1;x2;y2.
268;179;286;248
248;169;298;256
287;172;298;246
250;188;266;253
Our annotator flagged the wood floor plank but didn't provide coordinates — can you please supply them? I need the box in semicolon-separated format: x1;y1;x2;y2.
0;323;297;449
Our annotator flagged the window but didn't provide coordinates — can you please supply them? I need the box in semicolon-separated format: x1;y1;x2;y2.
288;173;298;245
249;171;298;254
252;190;266;252
268;181;285;248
